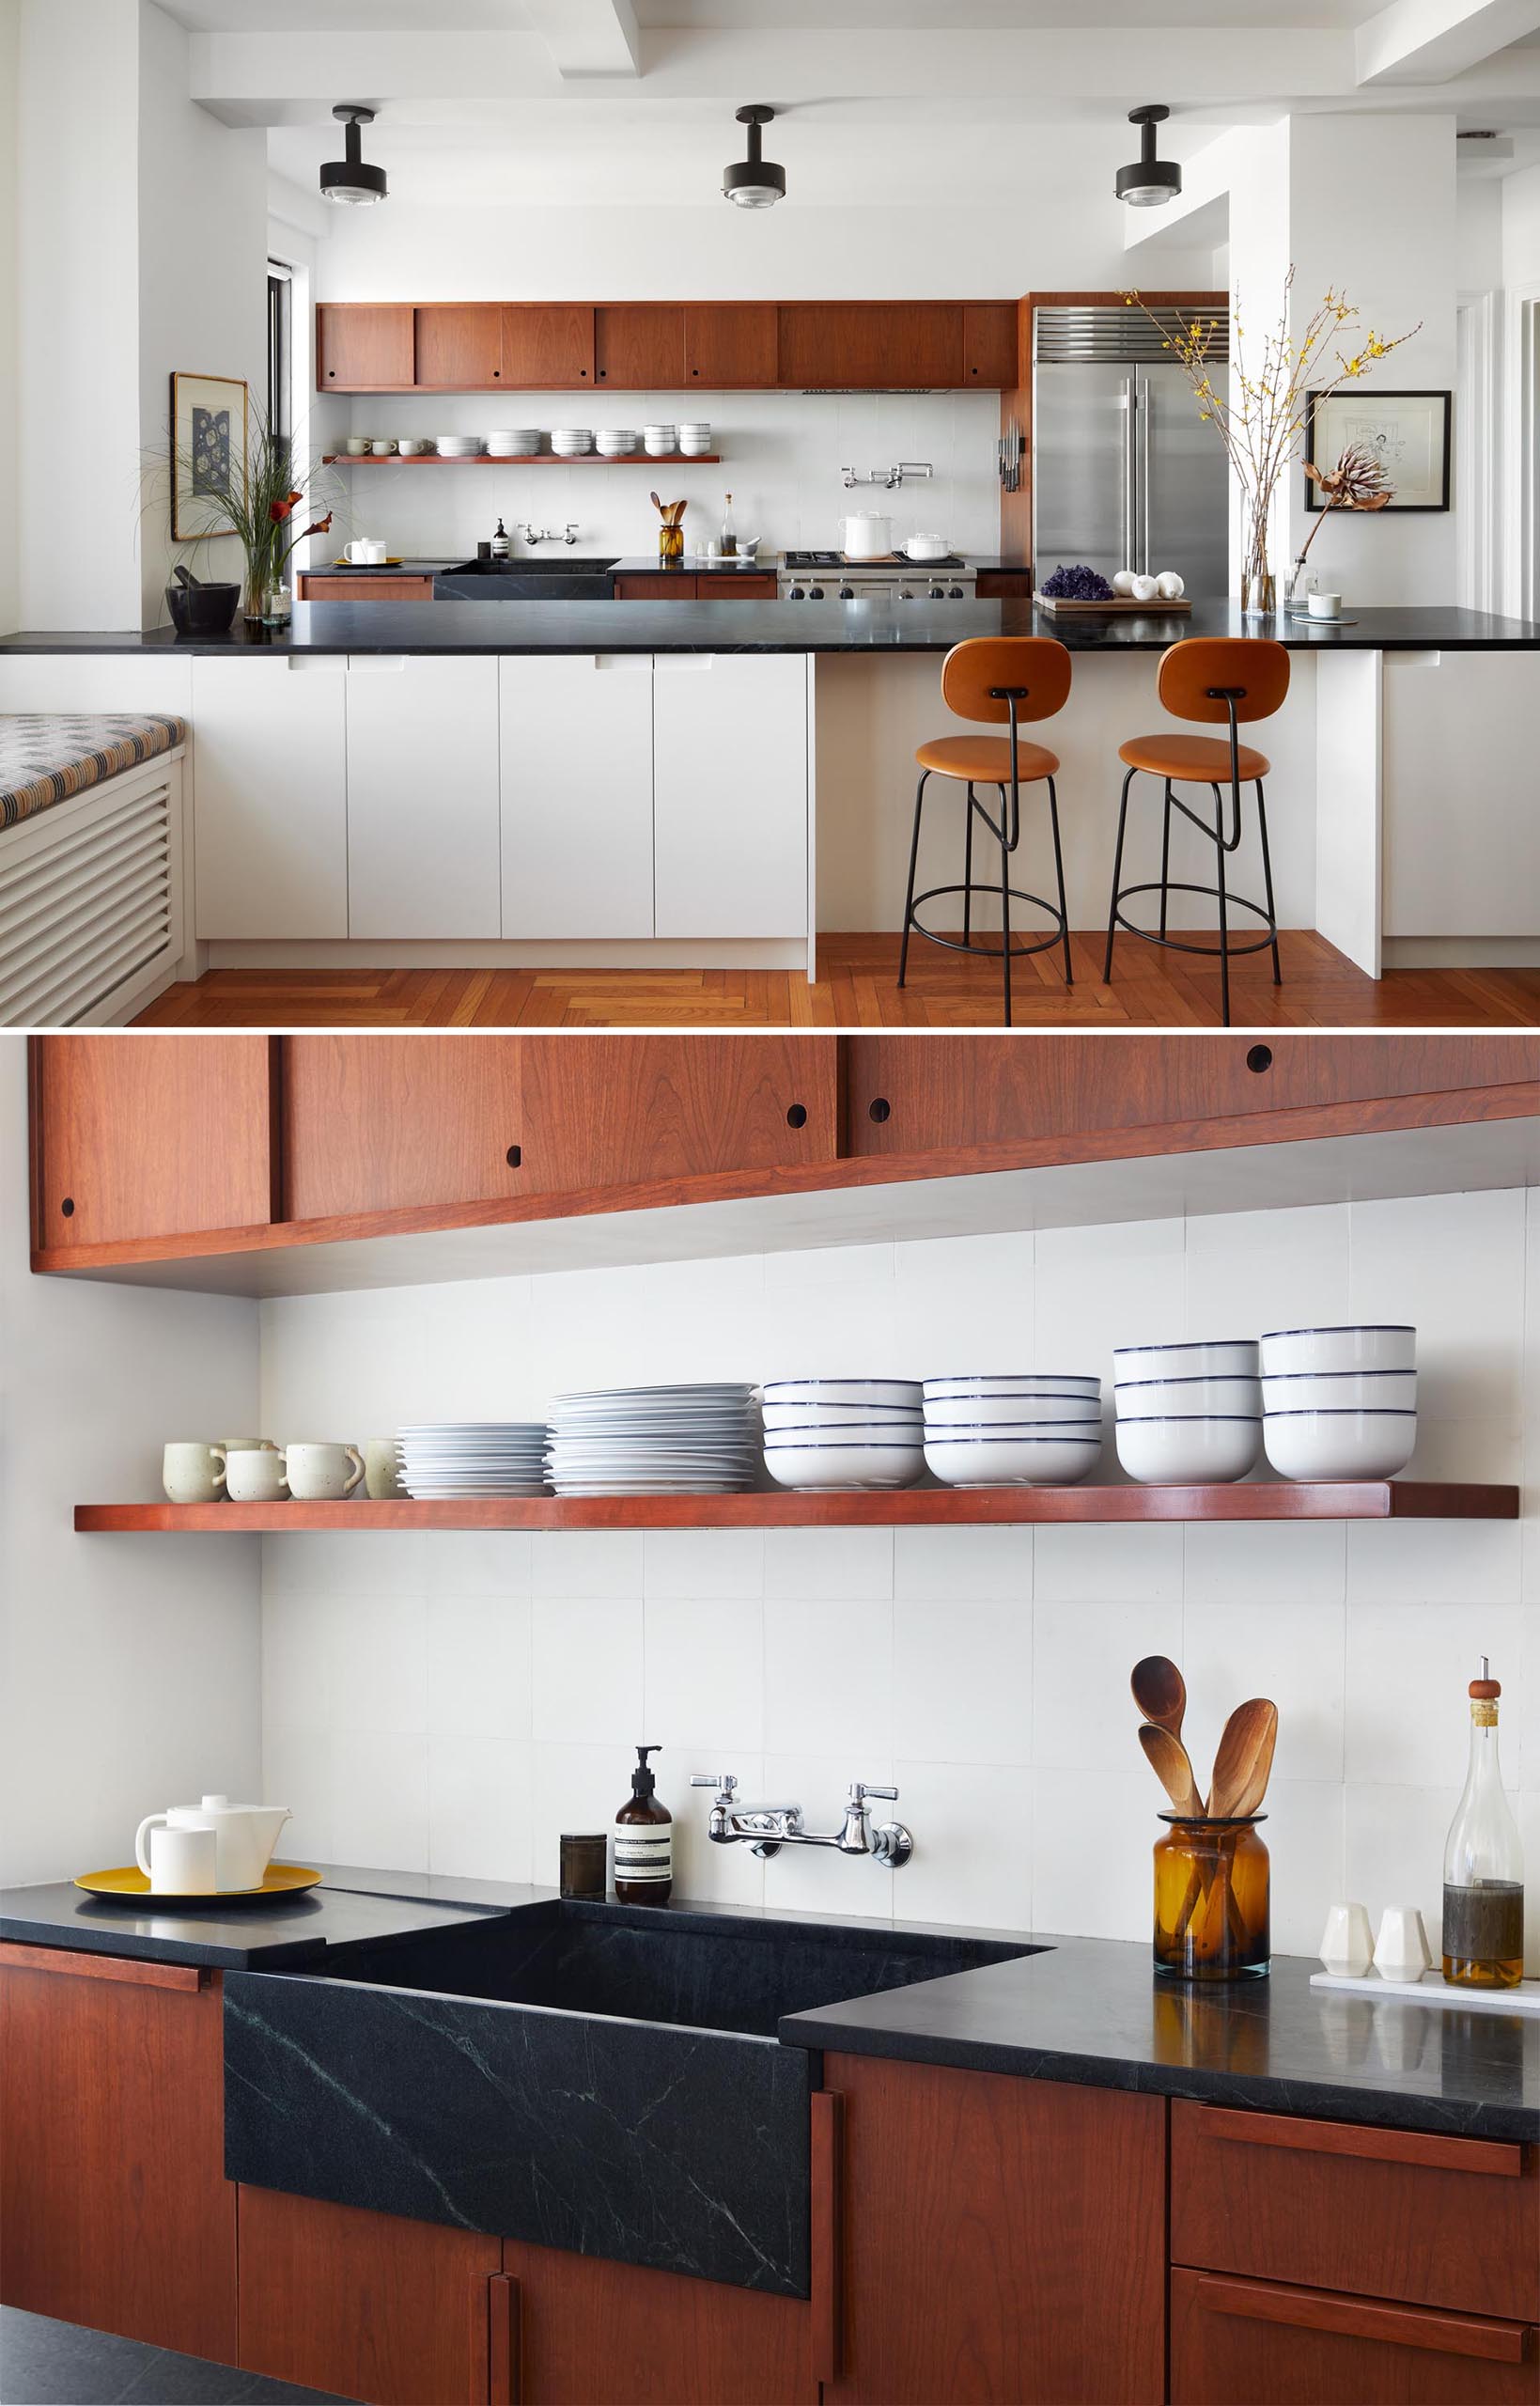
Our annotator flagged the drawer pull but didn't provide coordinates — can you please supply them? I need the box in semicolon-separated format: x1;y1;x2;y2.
0;1940;205;1992
1196;2103;1523;2178
812;2088;844;2385
1194;2273;1531;2365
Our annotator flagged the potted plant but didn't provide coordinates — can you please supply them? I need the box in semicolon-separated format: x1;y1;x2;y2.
153;402;334;626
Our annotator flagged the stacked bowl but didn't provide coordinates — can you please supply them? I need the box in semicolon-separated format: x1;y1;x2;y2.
596;428;641;457
922;1374;1102;1487
552;427;594;458
1113;1340;1262;1484
645;424;677;457
762;1379;924;1490
486;430;541;458
435;433;483;458
1261;1324;1417;1479
678;421;712;457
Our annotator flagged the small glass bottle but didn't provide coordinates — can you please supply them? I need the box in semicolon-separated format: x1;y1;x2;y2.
1443;1658;1524;1989
491;517;510;559
720;492;737;557
614;1744;672;1905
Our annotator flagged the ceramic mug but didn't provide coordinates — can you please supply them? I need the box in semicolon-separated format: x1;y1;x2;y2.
163;1442;226;1504
135;1820;217;1895
1309;590;1343;619
345;539;378;563
363;1438;403;1500
281;1441;366;1501
226;1449;290;1503
224;1437;276;1453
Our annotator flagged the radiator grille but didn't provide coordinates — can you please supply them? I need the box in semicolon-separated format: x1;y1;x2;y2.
0;773;176;1025
1034;304;1229;364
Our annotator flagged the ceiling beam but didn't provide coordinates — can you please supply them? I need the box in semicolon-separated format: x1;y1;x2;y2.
525;0;641;80
1356;0;1540;85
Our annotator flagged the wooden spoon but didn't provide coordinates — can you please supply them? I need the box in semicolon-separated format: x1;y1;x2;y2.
650;491;664;516
1207;1698;1278;1818
1130;1656;1187;1743
1138;1722;1206;1820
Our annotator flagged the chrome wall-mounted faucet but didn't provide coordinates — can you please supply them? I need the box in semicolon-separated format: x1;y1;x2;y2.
689;1773;913;1867
839;463;933;491
518;523;581;546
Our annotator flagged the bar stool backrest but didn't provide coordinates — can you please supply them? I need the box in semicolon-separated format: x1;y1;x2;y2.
941;636;1072;726
1158;636;1290;725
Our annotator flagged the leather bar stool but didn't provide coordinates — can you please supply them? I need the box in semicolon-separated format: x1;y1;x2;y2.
1103;636;1290;1027
898;636;1073;1026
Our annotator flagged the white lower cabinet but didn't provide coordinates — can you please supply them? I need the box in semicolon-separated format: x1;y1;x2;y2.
191;656;348;938
347;656;501;938
653;654;809;937
500;655;655;938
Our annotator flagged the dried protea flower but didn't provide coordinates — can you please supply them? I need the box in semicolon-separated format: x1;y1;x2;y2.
1304;444;1393;510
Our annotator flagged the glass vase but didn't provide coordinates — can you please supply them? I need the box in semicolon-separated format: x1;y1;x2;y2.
1154;1812;1269;1981
658;523;685;565
1239;560;1276;620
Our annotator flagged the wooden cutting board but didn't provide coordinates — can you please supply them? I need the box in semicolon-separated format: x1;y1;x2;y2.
1034;592;1192;614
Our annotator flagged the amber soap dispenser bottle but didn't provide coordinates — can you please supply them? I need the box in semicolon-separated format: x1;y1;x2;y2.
614;1745;673;1904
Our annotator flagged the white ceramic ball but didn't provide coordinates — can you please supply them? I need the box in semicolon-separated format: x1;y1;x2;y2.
1111;570;1137;595
1155;570;1186;600
1130;573;1159;602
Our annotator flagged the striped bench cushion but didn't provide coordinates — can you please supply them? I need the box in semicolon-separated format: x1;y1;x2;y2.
0;712;188;832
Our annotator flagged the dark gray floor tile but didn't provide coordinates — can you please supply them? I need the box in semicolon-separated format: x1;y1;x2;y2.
0;2311;349;2406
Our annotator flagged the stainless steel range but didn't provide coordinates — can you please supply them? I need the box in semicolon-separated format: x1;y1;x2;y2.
777;551;977;602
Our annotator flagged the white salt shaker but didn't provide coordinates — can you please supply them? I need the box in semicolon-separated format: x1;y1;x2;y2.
1319;1900;1374;1976
1373;1905;1432;1984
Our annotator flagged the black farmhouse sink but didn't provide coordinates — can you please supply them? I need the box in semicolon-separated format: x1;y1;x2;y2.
434;556;618;601
224;1899;1037;2295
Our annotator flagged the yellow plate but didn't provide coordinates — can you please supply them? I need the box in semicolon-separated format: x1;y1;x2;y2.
73;1863;322;1903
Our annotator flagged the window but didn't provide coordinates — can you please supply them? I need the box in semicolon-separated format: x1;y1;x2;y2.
267;261;292;440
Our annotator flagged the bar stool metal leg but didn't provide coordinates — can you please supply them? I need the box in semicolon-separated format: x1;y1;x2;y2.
1255;780;1282;985
1211;780;1232;1027
962;781;975;945
1047;774;1072;986
897;768;929;989
1159;781;1173;938
997;783;1013;1026
1103;766;1136;982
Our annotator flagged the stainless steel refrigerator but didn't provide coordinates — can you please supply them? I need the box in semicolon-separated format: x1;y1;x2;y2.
1031;304;1231;595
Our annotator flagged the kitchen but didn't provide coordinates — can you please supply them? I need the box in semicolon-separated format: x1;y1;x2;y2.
1;1026;1538;2406
2;0;1539;1030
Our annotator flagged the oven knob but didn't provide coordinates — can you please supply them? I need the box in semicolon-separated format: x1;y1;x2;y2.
899;586;915;600
949;586;965;600
838;586;855;600
928;585;945;600
788;585;805;600
808;584;825;600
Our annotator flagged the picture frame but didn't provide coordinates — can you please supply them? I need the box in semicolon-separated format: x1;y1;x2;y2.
169;371;249;540
1303;387;1451;512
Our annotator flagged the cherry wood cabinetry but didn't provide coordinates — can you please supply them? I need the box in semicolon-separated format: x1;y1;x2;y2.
0;1945;237;2363
317;303;416;390
975;570;1034;599
963;303;1019;384
594;304;686;388
238;2186;503;2406
823;2054;1165;2404
776;302;964;389
504;2239;817;2404
415;304;506;389
613;572;778;600
1170;2269;1539;2406
498;305;595;388
295;573;436;602
684;302;779;387
29;1031;277;1248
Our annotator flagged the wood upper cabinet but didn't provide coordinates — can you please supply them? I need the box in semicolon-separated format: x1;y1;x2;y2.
499;304;595;387
316;303;415;390
238;2187;503;2406
30;1033;278;1249
963;303;1019;385
777;304;966;389
684;304;779;387
279;1034;840;1219
505;2238;816;2405
595;304;687;388
823;2054;1165;2404
843;1035;1540;1161
0;1945;237;2363
1170;2268;1540;2406
414;304;506;389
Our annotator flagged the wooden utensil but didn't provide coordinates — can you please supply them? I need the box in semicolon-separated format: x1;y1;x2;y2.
1138;1722;1206;1820
650;491;663;515
1207;1697;1278;1818
1130;1655;1186;1742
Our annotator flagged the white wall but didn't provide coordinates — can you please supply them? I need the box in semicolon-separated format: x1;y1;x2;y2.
1503;164;1540;288
0;1038;265;1886
258;1180;1538;1970
0;0;19;641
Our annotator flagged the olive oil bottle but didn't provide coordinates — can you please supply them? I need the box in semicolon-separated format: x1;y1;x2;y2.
1442;1658;1524;1988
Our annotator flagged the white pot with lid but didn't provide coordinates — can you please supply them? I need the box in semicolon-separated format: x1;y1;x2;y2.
841;511;894;560
902;533;951;563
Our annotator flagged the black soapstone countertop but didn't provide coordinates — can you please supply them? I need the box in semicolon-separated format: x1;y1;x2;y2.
3;598;1537;656
6;1866;1532;2140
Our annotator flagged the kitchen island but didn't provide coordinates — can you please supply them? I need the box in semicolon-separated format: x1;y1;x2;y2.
2;598;1536;992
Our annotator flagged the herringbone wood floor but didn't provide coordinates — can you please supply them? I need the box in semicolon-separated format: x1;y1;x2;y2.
133;931;1540;1029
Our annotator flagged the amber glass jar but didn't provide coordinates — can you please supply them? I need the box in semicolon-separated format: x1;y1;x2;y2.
658;523;684;563
1154;1813;1269;1981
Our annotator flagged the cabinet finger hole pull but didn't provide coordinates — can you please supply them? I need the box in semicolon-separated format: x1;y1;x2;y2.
786;1102;808;1130
60;1196;75;1218
1245;1044;1273;1074
868;1097;892;1125
506;1145;522;1169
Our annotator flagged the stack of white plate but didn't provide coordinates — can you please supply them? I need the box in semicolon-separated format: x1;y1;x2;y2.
762;1379;924;1491
551;428;594;457
645;424;677;456
922;1374;1102;1487
435;433;483;457
396;1423;550;1498
1112;1340;1262;1484
678;421;712;456
547;1384;758;1494
596;428;640;456
486;430;541;457
1261;1324;1417;1479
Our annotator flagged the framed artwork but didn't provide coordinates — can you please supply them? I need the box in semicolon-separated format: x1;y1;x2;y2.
1303;388;1451;511
169;371;249;540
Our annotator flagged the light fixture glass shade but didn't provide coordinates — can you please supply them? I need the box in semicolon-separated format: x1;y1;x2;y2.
725;179;784;210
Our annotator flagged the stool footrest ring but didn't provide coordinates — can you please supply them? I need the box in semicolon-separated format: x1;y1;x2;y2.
1108;878;1277;962
906;881;1069;964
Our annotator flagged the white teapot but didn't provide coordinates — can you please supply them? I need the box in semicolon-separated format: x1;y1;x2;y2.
136;1793;291;1893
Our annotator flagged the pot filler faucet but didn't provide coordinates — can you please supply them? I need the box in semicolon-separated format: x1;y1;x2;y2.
840;463;933;491
690;1773;913;1867
517;522;580;546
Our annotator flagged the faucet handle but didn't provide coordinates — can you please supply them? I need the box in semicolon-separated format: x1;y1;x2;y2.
691;1773;738;1795
848;1779;898;1803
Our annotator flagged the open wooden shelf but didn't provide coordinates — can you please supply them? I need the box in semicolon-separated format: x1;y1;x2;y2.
320;453;721;466
73;1484;1518;1534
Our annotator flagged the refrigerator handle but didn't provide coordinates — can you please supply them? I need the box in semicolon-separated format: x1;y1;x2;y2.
1123;377;1138;575
1140;373;1153;574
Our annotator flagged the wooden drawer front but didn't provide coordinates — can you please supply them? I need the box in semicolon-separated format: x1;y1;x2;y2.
696;572;778;599
296;574;434;602
1171;2102;1539;2323
975;570;1034;599
614;574;697;599
1171;2268;1539;2406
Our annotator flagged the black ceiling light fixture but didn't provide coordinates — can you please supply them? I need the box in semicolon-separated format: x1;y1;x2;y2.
1116;103;1180;208
723;104;785;209
320;104;387;207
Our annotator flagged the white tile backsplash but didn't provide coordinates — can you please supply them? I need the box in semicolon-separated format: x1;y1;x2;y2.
261;1180;1540;1969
